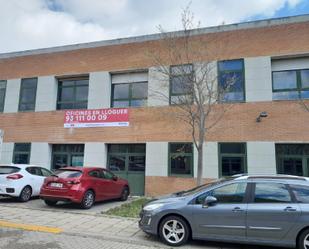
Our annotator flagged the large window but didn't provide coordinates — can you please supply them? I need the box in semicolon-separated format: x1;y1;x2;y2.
112;82;148;107
170;64;193;104
218;59;245;102
0;80;6;112
52;144;84;169
18;78;37;112
276;144;309;176
57;77;89;110
13;143;31;164
254;183;291;203
219;143;247;177
169;143;193;176
272;69;309;100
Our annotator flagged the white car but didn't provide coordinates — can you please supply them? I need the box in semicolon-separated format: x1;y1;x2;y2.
0;164;53;202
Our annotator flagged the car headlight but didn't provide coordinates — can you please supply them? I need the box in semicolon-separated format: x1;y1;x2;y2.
143;203;164;211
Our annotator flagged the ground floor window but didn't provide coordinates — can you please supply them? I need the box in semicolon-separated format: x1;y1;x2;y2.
169;143;193;177
219;143;247;177
13;143;31;164
276;144;309;176
52;144;84;169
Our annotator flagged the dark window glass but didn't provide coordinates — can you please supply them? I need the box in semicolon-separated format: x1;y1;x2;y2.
272;68;309;100
0;166;20;174
55;169;82;178
112;81;148;108
41;168;52;177
103;170;114;180
211;183;247;203
89;170;101;178
108;155;126;171
169;143;193;176
254;183;291;203
129;156;145;172
19;78;37;112
13;143;31;164
218;59;245;102
290;184;309;203
52;144;84;170
0;81;6;112
57;78;89;110
26;167;43;176
219;143;246;177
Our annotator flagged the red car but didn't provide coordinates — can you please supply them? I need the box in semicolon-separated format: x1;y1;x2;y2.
40;167;129;209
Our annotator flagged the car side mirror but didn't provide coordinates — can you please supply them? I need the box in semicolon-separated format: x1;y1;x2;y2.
112;175;118;181
203;196;217;208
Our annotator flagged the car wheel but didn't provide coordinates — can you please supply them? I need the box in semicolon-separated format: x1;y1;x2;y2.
44;200;58;207
80;190;95;209
159;216;189;246
298;228;309;249
120;187;129;201
18;186;32;202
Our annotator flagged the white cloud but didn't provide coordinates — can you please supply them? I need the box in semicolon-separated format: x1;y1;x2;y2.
0;0;304;53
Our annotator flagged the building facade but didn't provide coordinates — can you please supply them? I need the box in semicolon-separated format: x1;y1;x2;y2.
0;15;309;196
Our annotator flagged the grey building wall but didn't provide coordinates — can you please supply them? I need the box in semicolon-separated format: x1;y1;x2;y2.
30;143;52;168
35;76;57;111
145;142;168;176
84;142;107;167
148;67;169;106
88;72;111;109
3;79;20;113
0;142;14;164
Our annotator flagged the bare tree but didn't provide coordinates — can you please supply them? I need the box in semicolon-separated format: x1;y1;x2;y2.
148;7;237;186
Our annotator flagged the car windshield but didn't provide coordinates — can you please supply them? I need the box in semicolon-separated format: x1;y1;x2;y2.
175;178;233;196
55;169;82;178
0;166;20;174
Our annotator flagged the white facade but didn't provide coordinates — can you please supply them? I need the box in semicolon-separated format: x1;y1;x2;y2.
88;72;111;109
148;67;169;106
84;142;107;167
35;76;57;112
0;142;14;164
30;143;52;168
145;142;168;176
3;79;20;113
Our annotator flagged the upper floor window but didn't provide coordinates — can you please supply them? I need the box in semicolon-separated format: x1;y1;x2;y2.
170;64;193;105
0;80;6;112
111;72;148;108
218;59;245;102
18;78;37;112
169;143;193;177
13;143;31;164
57;77;89;110
272;69;309;100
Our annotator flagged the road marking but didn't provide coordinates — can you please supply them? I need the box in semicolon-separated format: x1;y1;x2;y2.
0;220;62;234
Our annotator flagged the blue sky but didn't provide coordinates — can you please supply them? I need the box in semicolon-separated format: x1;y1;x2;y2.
0;0;308;53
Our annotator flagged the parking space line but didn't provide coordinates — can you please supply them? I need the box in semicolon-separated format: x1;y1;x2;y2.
0;220;63;234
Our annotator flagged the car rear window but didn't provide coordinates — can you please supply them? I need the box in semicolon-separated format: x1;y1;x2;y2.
55;170;82;178
0;166;20;174
290;184;309;203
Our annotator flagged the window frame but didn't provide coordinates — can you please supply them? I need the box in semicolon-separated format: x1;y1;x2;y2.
169;64;194;105
12;143;31;164
56;76;89;110
111;81;148;108
18;78;38;112
272;68;309;100
218;142;247;177
168;142;194;177
217;59;246;103
0;80;6;113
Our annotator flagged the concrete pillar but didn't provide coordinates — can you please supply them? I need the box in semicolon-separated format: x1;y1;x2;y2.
247;142;276;174
203;142;219;178
0;142;14;164
245;56;272;102
145;142;168;176
30;143;52;169
35;76;57;111
3;79;20;113
148;67;169;106
84;142;107;168
88;72;111;109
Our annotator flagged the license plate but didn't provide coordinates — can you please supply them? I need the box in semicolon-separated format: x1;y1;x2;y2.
50;183;63;188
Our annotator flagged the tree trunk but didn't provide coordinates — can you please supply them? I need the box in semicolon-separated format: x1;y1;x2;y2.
196;142;204;186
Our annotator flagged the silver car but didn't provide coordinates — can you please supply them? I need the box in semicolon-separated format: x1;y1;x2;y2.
139;175;309;248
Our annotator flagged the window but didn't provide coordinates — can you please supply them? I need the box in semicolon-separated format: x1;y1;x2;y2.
18;78;37;112
272;69;309;100
57;77;89;110
89;170;102;178
26;167;43;176
276;144;309;176
169;143;193;176
254;183;291;203
290;184;309;203
0;80;6;112
170;64;193;104
13;143;31;164
218;59;245;102
219;143;247;177
41;168;52;177
52;144;84;169
103;169;115;180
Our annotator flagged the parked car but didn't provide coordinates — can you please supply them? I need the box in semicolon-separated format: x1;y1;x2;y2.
0;164;53;202
139;174;309;248
40;167;129;209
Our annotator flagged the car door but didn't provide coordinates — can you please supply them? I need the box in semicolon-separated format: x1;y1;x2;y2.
246;182;301;242
25;167;45;196
191;182;248;241
102;169;120;198
88;170;104;200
